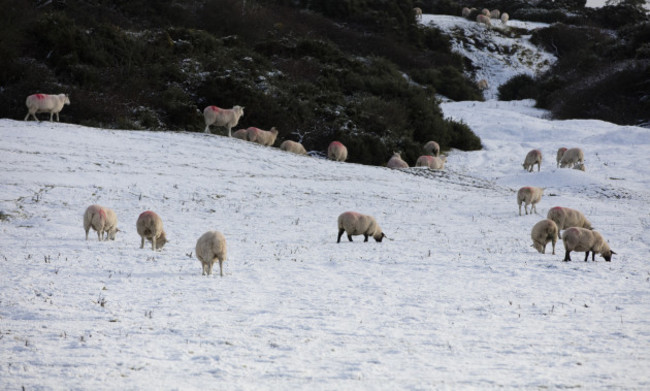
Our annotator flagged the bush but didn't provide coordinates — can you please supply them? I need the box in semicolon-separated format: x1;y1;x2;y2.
498;74;538;100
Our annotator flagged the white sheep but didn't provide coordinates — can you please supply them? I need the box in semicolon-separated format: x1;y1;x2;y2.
232;128;249;140
517;186;544;216
195;230;227;276
559;147;584;169
562;227;615;262
83;204;118;241
247;126;279;146
328;141;348;162
500;12;509;24
387;152;409;169
461;7;472;17
481;8;490;16
430;156;446;169
556;147;567;168
415;155;434;168
337;211;385;243
280;140;307;155
530;219;559;255
413;7;422;20
24;93;70;122
136;211;167;251
203;105;244;137
546;206;592;239
490;9;501;19
477;79;489;90
523;149;542;172
423;140;440;156
476;14;492;26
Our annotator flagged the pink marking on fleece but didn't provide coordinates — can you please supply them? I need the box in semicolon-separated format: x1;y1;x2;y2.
209;106;221;112
330;141;343;147
99;209;106;219
139;211;155;219
550;206;563;212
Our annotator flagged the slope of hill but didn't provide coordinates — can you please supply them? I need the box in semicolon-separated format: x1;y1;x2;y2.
1;98;649;388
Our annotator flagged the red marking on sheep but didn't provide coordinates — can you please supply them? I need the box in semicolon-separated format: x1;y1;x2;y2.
550;206;563;212
209;106;221;112
139;211;154;219
33;94;46;100
99;209;106;219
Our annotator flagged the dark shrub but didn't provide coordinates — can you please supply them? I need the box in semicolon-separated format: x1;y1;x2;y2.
498;74;538;100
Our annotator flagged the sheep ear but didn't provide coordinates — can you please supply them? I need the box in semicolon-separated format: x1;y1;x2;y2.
610;250;616;254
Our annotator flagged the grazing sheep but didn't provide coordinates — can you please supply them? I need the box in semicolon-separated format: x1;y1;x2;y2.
559;147;584;169
462;7;472;17
24;93;70;122
280;140;307;155
500;12;509;23
562;227;615;262
232;128;248;140
481;8;490;16
203;105;244;137
83;204;118;241
517;186;544;216
477;79;489;90
476;14;492;26
423;140;440;157
490;9;500;19
328;141;348;162
415;155;434;168
546;206;592;239
136;211;167;251
413;7;422;20
523;149;542;172
556;147;567;168
247;126;279;146
337;211;385;243
530;219;559;255
387;152;409;169
195;231;227;276
430;156;446;169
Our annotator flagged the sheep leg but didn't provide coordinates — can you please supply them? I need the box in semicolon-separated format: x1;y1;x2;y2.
226;126;232;137
551;237;556;255
219;260;223;277
207;262;213;276
563;249;572;262
55;112;60;122
140;236;145;249
363;234;369;242
337;229;345;243
518;204;522;216
152;237;156;251
584;251;590;262
347;234;353;242
97;230;103;241
204;125;211;134
531;204;537;214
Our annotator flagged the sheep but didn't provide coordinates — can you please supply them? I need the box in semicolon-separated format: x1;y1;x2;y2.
430;156;446;169
461;7;472;17
556;147;567;168
517;186;544;216
232;128;249;140
476;14;492;26
337;211;385;243
562;227;615;262
546;206;592;239
387;152;409;169
530;219;559;255
481;8;490;16
559;147;584;169
328;141;348;162
280;140;307;155
415;155;434;168
247;126;279;146
413;7;422;20
522;149;542;172
423;140;440;157
500;12;509;24
477;79;489;90
573;162;586;171
195;230;228;276
203;105;244;137
24;93;70;122
136;211;167;251
490;9;501;19
83;204;118;241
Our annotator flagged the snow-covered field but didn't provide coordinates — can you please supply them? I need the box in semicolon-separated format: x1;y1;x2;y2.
1;98;649;389
421;14;556;99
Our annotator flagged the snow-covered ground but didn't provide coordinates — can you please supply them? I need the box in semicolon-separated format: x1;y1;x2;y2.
421;14;556;99
1;98;649;389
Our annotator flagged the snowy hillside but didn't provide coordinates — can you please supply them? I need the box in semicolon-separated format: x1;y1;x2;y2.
421;14;556;99
1;97;650;389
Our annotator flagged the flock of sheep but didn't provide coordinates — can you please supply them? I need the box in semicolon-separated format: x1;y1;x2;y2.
519;147;615;262
462;6;510;26
26;84;615;276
